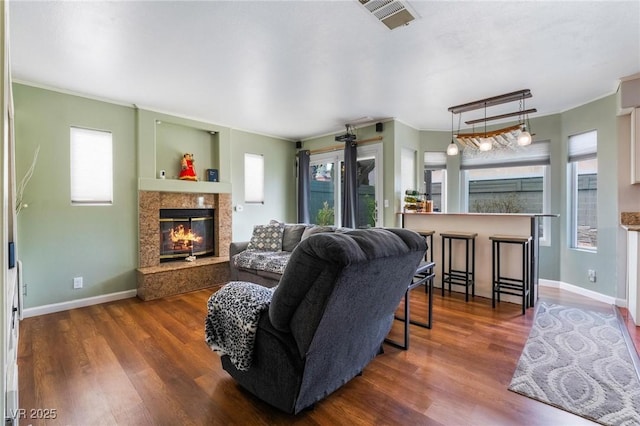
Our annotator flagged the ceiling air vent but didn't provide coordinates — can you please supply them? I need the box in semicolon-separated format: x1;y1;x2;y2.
358;0;417;30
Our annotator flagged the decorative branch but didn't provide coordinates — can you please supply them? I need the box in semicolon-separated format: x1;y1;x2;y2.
16;145;40;215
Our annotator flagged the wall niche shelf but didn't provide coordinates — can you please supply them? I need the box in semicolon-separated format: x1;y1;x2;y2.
138;177;231;194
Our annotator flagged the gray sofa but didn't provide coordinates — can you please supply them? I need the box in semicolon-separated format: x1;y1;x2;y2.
229;222;339;288
215;227;427;413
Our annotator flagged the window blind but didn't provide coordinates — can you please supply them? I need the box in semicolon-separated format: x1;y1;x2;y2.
424;151;447;170
244;153;265;203
70;127;113;205
461;140;550;170
568;130;597;162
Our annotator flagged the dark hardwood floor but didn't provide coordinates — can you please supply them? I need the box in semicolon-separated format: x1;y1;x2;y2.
18;284;638;425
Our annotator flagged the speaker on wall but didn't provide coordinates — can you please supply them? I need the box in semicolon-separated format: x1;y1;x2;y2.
295;141;302;149
375;122;384;132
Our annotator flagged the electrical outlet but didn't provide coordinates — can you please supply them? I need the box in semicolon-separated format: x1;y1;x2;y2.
73;276;83;289
588;269;596;283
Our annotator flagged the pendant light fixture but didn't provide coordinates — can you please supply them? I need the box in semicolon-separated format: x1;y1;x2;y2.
517;96;532;146
447;89;535;152
446;111;459;156
478;102;492;151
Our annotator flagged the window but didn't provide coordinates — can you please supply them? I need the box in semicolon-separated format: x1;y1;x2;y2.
569;130;597;250
309;144;383;228
310;154;340;226
401;148;416;195
461;140;551;241
70;127;113;205
244;153;264;203
424;151;447;212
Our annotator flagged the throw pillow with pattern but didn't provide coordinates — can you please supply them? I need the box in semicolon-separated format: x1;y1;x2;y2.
247;223;285;251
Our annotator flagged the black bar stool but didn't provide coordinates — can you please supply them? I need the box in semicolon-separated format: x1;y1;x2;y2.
416;230;435;262
440;231;477;302
385;261;436;350
490;234;532;315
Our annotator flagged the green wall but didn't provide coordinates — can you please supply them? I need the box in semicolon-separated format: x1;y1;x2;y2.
136;108;231;184
393;121;420;227
156;122;217;180
12;81;624;307
559;94;618;297
14;83;297;308
230;129;297;241
14;84;137;308
529;114;563;283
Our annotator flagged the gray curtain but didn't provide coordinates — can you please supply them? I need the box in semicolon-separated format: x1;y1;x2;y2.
342;141;357;228
297;150;311;224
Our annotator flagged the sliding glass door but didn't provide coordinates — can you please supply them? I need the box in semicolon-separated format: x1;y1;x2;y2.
310;153;341;226
309;144;382;228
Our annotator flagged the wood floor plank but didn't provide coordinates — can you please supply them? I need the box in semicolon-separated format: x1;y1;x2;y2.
81;334;154;425
18;285;637;425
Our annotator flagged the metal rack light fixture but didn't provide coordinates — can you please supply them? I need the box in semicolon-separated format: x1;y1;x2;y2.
447;89;535;155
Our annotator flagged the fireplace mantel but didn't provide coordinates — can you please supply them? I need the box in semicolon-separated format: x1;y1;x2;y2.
139;177;231;194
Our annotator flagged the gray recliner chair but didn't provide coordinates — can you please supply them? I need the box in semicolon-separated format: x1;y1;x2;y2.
217;228;426;414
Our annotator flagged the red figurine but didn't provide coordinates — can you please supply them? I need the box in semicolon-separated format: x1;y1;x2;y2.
179;153;198;181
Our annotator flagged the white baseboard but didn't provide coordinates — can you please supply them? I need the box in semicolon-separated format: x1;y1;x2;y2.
21;281;625;318
539;279;626;307
22;289;138;318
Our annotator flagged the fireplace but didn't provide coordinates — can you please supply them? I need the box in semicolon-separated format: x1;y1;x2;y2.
138;191;231;300
160;208;214;262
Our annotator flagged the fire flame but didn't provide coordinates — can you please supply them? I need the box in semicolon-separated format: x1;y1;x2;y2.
170;225;203;244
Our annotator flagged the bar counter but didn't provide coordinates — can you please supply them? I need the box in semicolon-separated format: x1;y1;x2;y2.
399;212;558;307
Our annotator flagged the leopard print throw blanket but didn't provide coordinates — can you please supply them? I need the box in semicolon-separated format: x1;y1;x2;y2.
205;281;276;371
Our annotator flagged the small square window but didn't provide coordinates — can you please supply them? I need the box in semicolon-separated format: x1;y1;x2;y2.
244;153;264;203
70;127;113;205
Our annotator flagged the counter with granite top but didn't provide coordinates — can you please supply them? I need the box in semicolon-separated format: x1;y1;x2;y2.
621;212;640;231
622;212;640;324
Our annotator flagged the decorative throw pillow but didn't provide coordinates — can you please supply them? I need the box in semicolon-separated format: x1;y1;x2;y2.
301;225;336;241
282;224;308;252
269;220;308;252
247;223;284;251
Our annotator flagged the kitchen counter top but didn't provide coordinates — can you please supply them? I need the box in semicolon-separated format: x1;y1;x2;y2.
621;212;640;231
398;211;559;218
401;212;552;306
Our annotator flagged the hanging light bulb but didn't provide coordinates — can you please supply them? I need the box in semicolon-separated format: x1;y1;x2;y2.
447;139;459;156
478;103;492;151
518;126;532;146
517;96;532;146
479;138;492;151
447;111;459;155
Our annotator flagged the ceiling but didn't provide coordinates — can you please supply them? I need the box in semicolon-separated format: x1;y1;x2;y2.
8;1;640;141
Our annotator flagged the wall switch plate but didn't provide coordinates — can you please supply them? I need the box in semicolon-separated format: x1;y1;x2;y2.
588;269;596;283
73;276;83;289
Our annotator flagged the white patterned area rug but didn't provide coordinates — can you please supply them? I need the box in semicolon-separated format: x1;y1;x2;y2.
509;301;640;425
